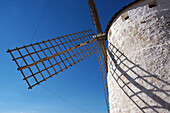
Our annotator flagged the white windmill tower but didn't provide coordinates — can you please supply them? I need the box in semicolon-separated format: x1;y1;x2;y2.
105;0;170;112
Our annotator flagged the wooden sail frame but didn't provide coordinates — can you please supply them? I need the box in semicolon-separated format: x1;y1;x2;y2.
96;50;110;113
7;0;110;112
7;30;101;89
88;0;110;112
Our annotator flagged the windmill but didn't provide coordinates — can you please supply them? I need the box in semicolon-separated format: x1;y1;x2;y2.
7;0;110;112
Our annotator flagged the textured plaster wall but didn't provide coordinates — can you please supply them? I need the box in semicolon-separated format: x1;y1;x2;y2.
107;0;170;112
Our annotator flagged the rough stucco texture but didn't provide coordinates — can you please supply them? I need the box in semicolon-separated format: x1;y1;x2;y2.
107;0;170;113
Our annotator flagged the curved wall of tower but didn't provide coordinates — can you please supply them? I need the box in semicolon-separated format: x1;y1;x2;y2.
106;0;170;112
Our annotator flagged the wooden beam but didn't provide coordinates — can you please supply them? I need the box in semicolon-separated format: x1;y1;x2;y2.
18;35;105;70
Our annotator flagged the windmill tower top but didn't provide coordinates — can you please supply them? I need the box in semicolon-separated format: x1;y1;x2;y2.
105;0;163;36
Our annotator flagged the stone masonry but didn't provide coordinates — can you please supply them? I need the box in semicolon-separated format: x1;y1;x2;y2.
107;0;170;112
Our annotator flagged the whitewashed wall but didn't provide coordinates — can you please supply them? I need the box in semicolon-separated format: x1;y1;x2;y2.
107;0;170;112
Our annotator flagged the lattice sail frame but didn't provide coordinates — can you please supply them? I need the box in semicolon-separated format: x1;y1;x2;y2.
96;50;110;113
88;0;110;112
7;30;100;89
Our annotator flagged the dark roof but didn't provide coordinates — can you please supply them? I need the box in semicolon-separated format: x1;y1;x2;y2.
105;0;144;36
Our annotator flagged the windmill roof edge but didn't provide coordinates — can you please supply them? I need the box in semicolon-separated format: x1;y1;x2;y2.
105;0;145;36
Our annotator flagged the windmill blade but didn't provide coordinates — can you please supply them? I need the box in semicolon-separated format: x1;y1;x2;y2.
88;0;107;71
96;50;110;113
88;1;109;112
88;0;102;34
7;29;101;89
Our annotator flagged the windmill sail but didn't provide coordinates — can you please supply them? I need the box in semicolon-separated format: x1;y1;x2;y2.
7;0;110;112
7;29;100;89
88;0;110;112
97;49;110;113
88;0;107;72
88;0;102;33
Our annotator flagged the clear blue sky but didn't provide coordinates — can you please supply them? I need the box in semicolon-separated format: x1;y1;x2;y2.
0;0;134;113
